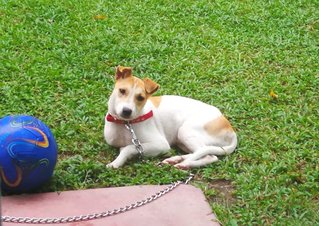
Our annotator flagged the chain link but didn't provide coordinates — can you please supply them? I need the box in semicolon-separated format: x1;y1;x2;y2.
1;122;194;224
125;122;144;158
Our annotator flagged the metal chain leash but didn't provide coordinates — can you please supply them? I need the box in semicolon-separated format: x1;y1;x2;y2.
1;173;194;224
125;122;144;158
1;122;194;224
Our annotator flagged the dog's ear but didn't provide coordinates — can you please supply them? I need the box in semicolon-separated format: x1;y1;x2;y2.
115;66;132;80
143;78;160;95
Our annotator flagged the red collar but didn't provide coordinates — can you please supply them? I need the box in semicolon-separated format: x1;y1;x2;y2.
106;110;153;124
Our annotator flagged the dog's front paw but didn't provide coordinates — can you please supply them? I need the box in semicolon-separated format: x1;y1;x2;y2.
174;163;191;170
162;156;184;165
106;162;120;169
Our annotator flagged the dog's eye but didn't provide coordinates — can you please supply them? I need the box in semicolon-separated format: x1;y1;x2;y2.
119;88;126;95
136;95;145;102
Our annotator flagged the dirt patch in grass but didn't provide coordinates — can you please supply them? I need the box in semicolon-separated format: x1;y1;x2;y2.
208;179;236;207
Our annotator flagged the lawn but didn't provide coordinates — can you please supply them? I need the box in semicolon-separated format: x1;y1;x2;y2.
1;0;318;225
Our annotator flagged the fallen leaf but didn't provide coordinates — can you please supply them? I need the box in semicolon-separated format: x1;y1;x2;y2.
269;89;278;99
94;14;107;20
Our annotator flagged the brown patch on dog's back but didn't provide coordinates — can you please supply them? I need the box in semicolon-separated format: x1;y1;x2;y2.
149;96;162;108
204;116;233;135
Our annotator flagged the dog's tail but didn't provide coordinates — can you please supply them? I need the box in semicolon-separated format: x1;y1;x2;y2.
220;132;238;155
189;133;238;161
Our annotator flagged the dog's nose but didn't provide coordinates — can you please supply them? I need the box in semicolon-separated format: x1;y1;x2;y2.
121;107;132;118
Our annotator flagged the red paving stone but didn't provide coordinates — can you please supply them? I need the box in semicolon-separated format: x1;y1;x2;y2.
1;184;220;226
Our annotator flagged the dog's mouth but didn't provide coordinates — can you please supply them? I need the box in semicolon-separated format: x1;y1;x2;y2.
119;115;132;120
111;113;133;122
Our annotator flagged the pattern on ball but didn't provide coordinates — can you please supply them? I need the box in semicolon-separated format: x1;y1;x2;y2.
0;115;58;193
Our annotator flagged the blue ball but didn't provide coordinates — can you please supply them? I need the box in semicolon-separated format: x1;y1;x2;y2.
0;115;58;193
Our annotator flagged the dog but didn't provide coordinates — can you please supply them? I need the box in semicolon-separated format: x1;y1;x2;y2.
104;66;237;169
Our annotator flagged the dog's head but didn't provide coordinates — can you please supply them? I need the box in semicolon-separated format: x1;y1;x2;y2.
108;66;159;120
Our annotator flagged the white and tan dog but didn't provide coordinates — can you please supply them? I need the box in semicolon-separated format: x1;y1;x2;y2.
104;66;237;169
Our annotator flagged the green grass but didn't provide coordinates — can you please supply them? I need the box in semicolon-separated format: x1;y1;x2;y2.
1;0;318;225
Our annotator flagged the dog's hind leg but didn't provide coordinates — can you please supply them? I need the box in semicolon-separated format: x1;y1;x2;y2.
171;125;236;168
174;143;235;169
175;155;219;169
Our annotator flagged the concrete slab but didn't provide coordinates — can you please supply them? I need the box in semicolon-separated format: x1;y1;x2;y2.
1;185;219;226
